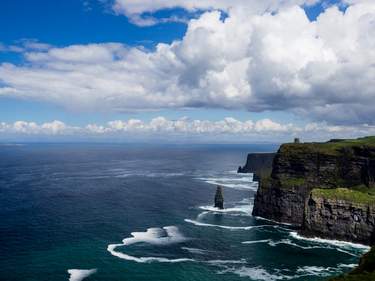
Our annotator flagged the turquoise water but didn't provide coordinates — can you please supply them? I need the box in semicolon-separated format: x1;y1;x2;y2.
0;144;369;281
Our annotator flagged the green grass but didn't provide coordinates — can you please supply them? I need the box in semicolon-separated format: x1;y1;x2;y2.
279;177;306;187
280;136;375;156
312;187;375;205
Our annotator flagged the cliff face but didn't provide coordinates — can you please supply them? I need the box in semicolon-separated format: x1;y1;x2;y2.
303;190;375;244
237;153;275;174
252;181;310;225
252;137;375;244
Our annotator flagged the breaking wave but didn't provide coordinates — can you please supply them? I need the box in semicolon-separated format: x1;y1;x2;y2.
67;269;97;281
196;171;258;190
198;203;253;216
216;264;358;280
289;232;370;252
107;226;193;263
184;219;290;232
217;266;294;281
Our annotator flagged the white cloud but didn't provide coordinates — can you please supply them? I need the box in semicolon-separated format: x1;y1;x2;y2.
1;117;374;142
0;2;375;125
0;120;79;135
112;0;320;26
0;39;52;54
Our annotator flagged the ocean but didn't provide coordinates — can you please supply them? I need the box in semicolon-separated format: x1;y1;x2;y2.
0;144;369;281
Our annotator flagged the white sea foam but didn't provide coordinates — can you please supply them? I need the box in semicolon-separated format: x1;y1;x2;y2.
67;269;97;281
295;264;358;278
289;232;371;251
338;263;358;269
269;239;327;250
198;204;252;215
242;238;324;250
296;266;338;277
184;219;261;230
184;219;287;232
242;234;369;257
116;172;185;178
203;181;258;190
253;216;295;226
196;171;258;190
242;239;272;245
216;263;355;280
206;259;247;265
218;266;293;281
181;247;211;255
107;226;193;263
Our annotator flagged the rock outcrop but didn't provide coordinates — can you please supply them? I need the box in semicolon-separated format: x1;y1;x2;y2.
214;186;224;209
251;136;375;244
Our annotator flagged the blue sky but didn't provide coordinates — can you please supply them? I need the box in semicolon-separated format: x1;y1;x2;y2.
0;0;374;142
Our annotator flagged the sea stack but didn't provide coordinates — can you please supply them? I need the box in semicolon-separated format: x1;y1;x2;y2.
214;186;224;209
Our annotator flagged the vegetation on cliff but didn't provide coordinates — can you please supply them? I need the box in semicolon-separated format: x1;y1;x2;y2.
312;187;375;205
280;136;375;156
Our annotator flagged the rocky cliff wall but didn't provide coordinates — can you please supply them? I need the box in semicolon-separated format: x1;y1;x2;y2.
302;190;375;245
237;152;275;174
252;181;310;225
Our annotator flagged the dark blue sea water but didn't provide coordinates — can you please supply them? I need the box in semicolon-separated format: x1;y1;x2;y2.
0;144;369;281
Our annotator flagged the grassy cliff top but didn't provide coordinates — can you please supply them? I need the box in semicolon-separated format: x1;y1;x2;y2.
312;187;375;205
279;136;375;156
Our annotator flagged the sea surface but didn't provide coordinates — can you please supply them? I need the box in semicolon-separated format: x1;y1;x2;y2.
0;143;370;281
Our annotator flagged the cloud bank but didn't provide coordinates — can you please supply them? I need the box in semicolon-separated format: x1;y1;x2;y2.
0;1;375;125
1;117;374;142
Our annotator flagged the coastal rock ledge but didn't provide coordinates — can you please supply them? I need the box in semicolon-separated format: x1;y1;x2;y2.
250;136;375;245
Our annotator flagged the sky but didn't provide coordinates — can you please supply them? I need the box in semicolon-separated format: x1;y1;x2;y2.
0;0;374;143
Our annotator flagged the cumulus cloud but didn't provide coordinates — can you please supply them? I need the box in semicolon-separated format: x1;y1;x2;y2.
0;1;375;125
0;120;79;135
1;117;374;142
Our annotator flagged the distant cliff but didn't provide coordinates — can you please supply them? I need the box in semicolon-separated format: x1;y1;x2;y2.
252;136;375;244
237;153;275;181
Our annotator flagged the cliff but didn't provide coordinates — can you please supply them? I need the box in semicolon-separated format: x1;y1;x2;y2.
237;152;275;181
252;136;375;243
303;188;375;244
